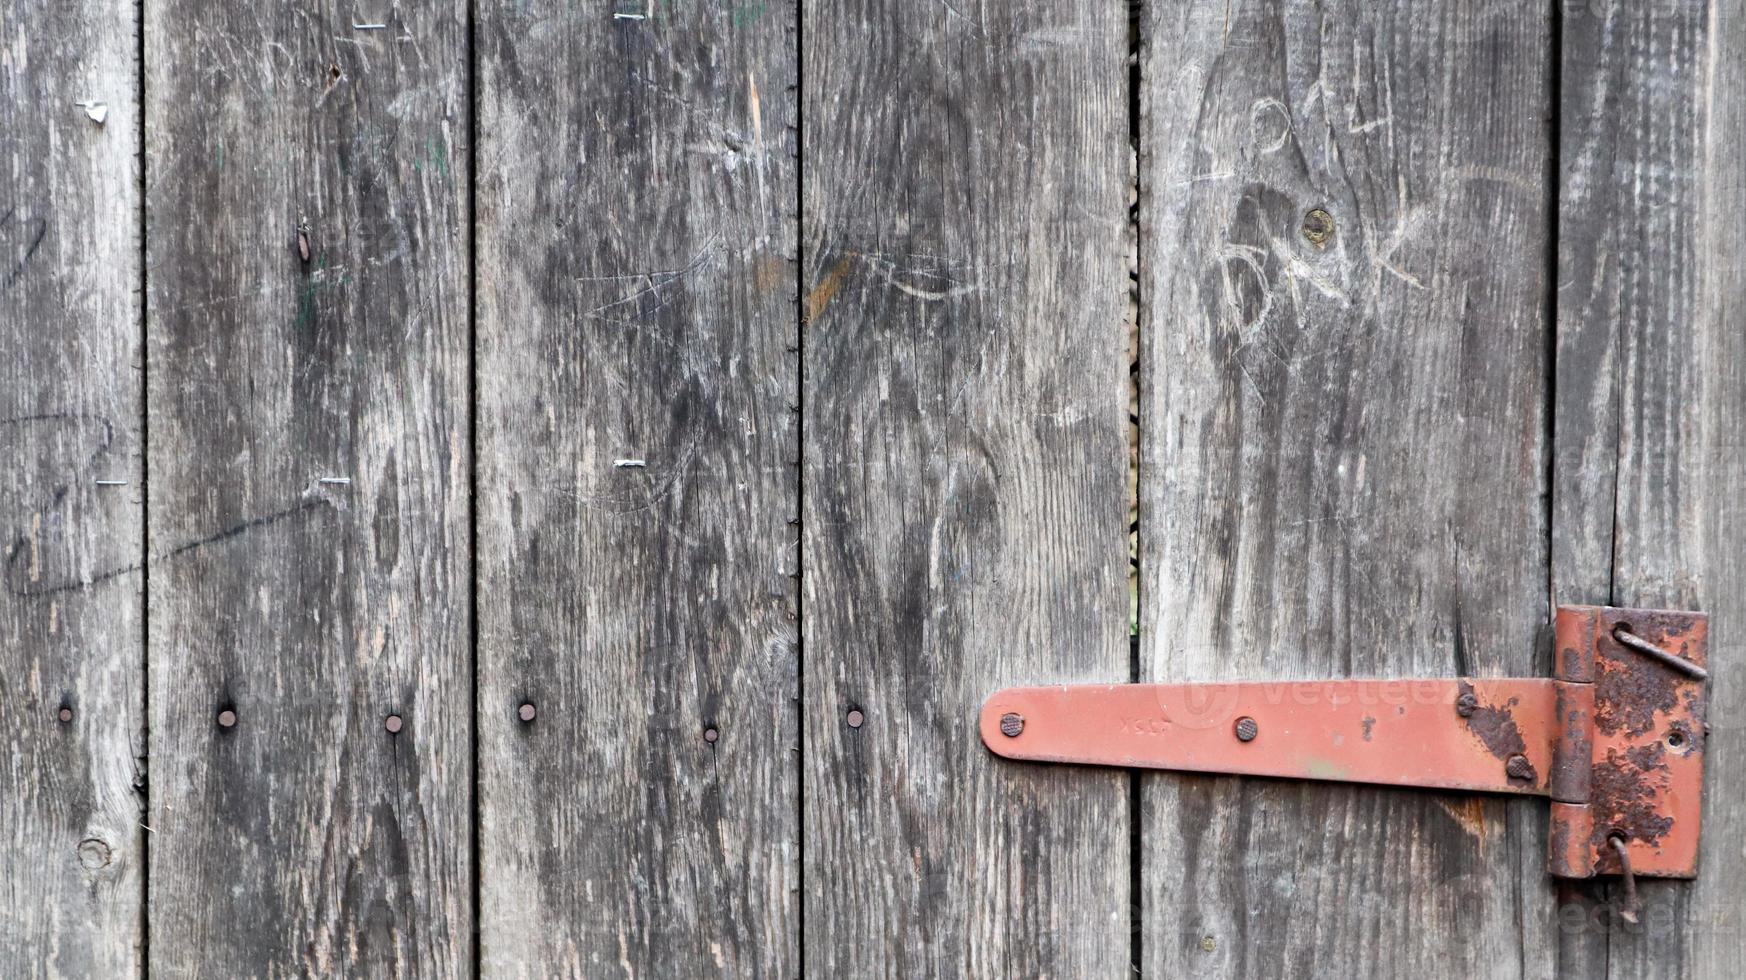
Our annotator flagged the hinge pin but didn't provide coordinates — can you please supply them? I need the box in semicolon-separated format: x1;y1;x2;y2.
1614;627;1710;682
1610;836;1640;923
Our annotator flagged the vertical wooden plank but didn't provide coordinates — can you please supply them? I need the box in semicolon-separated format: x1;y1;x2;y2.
143;3;471;974
802;1;1131;975
0;1;142;975
1140;2;1556;976
475;2;799;974
1554;0;1743;974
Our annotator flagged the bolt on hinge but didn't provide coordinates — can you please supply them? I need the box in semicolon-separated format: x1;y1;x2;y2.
982;605;1710;885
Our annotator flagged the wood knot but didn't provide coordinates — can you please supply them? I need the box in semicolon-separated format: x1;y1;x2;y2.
77;838;112;870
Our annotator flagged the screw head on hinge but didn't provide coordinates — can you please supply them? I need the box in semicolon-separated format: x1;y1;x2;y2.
1455;692;1479;718
1506;754;1536;782
999;712;1025;738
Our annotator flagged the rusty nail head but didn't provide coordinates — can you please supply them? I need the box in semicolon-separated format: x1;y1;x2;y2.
1302;208;1334;246
1455;692;1479;718
1506;754;1535;780
1235;717;1259;742
1000;712;1025;738
385;714;403;734
847;709;865;729
57;706;73;723
217;709;237;729
704;727;719;743
518;702;536;722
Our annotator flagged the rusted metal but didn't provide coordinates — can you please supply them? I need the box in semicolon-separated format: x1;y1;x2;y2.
1571;605;1708;879
1548;801;1597;877
1455;692;1479;718
1611;835;1641;923
982;604;1710;885
1549;680;1595;803
1614;626;1710;682
981;678;1559;795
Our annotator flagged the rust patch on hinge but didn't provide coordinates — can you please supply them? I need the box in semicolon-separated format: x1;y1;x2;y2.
1558;610;1599;682
1549;807;1571;863
1596;647;1681;738
1456;680;1528;762
1590;743;1675;856
1595;608;1701;737
1550;681;1595;803
1563;605;1709;879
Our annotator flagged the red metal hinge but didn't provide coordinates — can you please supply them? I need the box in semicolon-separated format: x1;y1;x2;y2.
982;605;1709;895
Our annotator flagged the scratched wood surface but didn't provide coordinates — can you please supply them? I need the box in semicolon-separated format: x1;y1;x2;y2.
10;0;1746;975
1553;0;1745;976
142;2;472;975
0;0;143;975
475;1;799;975
801;0;1132;975
1139;1;1559;976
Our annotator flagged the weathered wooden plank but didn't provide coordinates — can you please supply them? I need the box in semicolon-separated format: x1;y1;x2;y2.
143;4;471;974
1554;0;1743;974
802;1;1131;975
0;1;143;975
1140;2;1556;976
475;2;799;974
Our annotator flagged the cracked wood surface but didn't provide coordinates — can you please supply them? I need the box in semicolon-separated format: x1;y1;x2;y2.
475;1;800;975
6;0;1746;975
801;0;1132;975
1554;0;1746;976
1140;2;1558;976
142;0;472;973
1;0;144;974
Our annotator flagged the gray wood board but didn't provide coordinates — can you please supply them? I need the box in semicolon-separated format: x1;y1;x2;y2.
801;0;1133;975
143;3;472;974
0;0;144;975
1553;0;1744;974
1140;1;1557;976
474;1;800;974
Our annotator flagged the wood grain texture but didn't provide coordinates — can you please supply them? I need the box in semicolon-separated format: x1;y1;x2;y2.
474;2;799;975
1140;2;1556;976
801;1;1131;975
0;0;143;975
143;3;471;975
1554;0;1744;974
